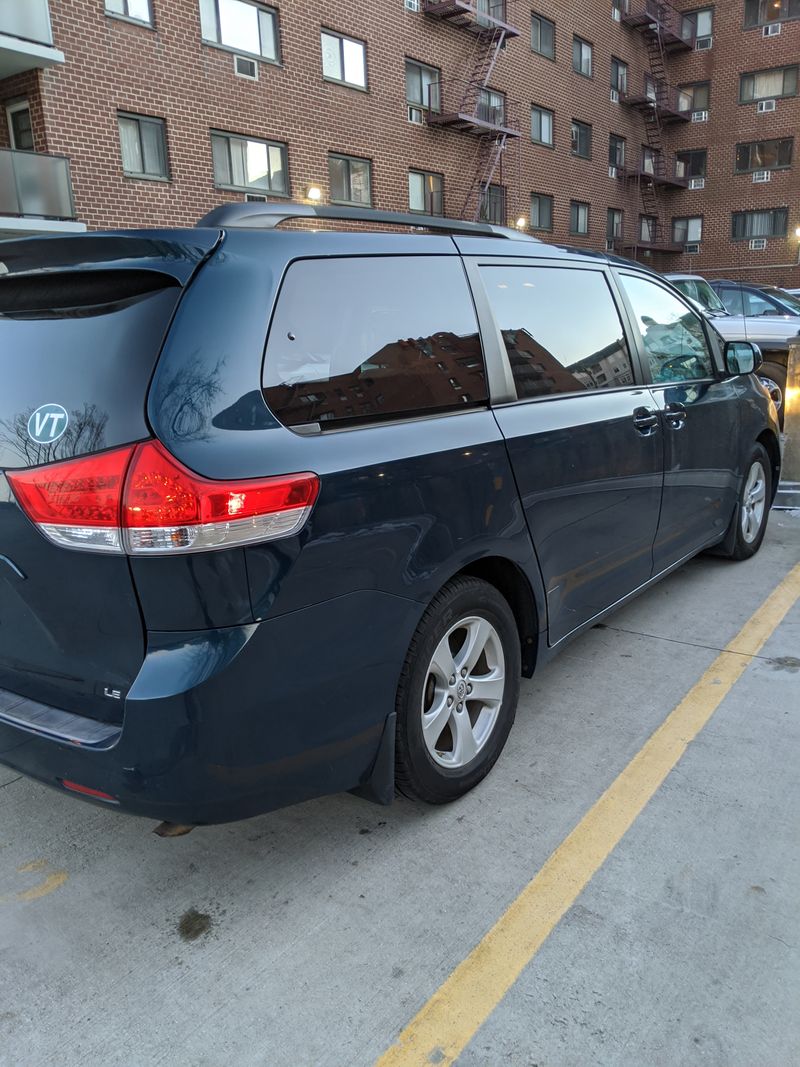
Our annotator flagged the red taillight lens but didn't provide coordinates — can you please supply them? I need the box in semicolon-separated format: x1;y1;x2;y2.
6;445;136;553
7;440;319;555
61;779;119;803
121;441;319;554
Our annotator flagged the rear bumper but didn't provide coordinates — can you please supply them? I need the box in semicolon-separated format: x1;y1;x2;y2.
0;591;420;824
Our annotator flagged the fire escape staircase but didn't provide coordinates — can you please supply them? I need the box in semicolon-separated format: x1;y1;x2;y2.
424;1;521;220
618;0;694;257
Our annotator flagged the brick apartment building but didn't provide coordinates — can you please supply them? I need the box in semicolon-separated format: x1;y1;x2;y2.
0;0;798;284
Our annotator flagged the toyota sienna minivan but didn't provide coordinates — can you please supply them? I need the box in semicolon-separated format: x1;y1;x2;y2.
0;204;781;826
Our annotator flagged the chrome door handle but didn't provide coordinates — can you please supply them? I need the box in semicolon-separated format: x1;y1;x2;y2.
665;402;687;429
632;407;659;436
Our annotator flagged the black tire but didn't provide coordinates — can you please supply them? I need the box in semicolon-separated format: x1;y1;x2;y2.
395;576;521;804
759;362;786;431
721;442;772;561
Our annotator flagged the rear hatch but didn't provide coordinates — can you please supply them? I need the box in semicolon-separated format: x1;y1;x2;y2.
0;231;218;723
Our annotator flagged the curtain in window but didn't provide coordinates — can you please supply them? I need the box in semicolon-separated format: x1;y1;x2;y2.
119;117;143;173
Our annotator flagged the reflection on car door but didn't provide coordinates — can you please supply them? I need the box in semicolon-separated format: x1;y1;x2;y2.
617;272;741;572
478;262;664;645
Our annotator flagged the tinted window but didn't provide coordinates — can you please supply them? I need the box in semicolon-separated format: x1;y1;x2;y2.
480;266;634;399
718;287;744;316
620;274;714;383
263;257;486;428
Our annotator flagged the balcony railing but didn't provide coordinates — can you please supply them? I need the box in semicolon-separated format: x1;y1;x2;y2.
0;0;54;46
620;0;695;49
621;155;689;188
423;0;520;36
0;149;76;220
426;79;520;136
620;82;692;122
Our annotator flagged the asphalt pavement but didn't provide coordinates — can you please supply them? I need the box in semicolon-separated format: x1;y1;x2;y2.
1;513;798;1067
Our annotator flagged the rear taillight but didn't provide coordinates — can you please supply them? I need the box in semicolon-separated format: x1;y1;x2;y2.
7;441;319;555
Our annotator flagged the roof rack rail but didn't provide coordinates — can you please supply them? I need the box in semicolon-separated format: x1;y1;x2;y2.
197;201;537;241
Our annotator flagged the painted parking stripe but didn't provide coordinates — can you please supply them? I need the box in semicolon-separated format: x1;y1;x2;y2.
376;563;800;1067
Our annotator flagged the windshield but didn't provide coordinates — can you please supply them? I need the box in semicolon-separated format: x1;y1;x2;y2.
671;278;727;314
767;288;800;314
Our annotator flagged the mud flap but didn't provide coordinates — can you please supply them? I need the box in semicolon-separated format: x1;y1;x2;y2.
348;712;396;806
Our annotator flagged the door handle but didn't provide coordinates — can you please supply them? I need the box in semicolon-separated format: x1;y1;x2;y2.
664;402;687;429
632;407;659;435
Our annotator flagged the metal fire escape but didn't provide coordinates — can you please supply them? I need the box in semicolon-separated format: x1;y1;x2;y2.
423;1;521;222
619;0;694;259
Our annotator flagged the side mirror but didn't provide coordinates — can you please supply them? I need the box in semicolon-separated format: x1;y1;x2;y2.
724;340;760;376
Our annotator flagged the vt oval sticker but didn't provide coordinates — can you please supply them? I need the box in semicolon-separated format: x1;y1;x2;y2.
27;404;69;444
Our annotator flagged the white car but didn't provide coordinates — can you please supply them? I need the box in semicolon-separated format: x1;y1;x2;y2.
664;273;799;427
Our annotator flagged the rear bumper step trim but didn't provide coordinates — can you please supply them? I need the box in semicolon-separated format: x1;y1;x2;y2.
0;688;120;748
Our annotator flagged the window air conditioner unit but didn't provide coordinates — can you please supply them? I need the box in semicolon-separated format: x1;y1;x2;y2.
684;243;700;254
608;164;619;178
691;109;708;122
757;99;776;112
749;238;767;250
407;105;425;124
245;194;267;202
234;55;258;80
689;177;705;189
610;88;619;102
695;35;712;50
752;170;771;183
763;22;781;36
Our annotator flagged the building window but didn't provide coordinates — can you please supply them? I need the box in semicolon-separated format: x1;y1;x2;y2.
672;217;703;244
740;66;798;102
680;81;710;112
531;12;555;58
118;113;168;179
570;200;589;234
682;7;713;42
531;105;554;146
405;59;440;114
106;0;152;23
210;131;287;194
199;0;279;61
676;148;707;178
609;134;626;169
321;29;367;88
477;88;505;125
607;208;624;241
744;0;800;27
571;120;592;159
640;215;657;242
480;184;506;225
530;193;553;231
610;58;628;94
572;35;592;77
329;154;371;204
735;138;794;172
409;170;443;214
6;101;33;151
731;208;789;239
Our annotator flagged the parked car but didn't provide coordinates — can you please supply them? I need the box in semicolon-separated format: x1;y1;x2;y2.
710;280;800;320
782;288;800;299
666;273;800;427
0;205;780;826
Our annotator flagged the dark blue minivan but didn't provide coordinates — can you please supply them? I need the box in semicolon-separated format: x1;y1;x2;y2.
0;204;781;825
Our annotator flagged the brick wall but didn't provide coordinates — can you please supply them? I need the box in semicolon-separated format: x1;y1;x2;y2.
1;0;798;284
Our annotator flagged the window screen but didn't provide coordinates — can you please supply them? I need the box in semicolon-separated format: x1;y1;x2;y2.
263;257;486;428
480;266;634;398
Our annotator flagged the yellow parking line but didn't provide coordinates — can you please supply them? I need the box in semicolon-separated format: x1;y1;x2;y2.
376;563;800;1067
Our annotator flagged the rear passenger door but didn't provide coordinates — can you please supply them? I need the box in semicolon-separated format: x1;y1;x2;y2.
474;260;663;646
615;272;741;571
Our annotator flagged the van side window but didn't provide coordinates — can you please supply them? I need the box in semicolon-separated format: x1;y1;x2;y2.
480;266;634;398
620;274;714;384
263;257;487;428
